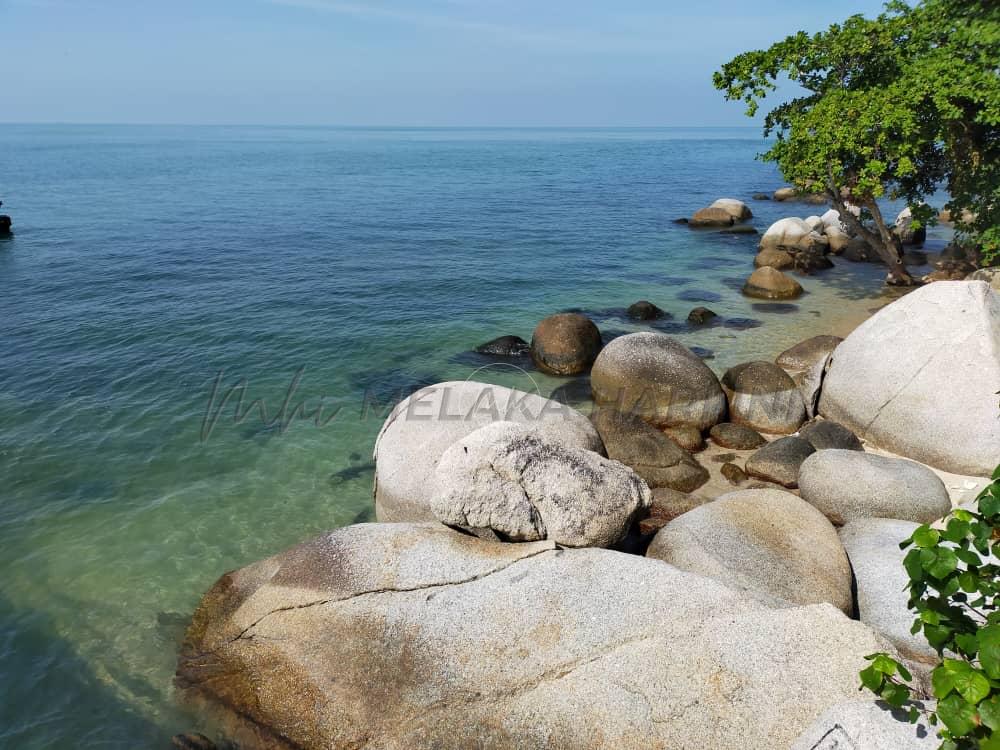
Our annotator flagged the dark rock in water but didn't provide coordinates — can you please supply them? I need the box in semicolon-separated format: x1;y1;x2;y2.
798;420;864;451
329;462;376;484
475;335;530;358
663;425;705;452
531;313;602;376
678;289;723;303
687;306;718;325
648;318;689;335
710;422;766;451
0;216;10;235
721;462;748;485
792;247;834;274
689;207;735;228
626;300;666;321
171;734;217;750
549;377;593;408
719;225;759;235
722;318;763;330
673;217;689;224
752;303;798;315
689;346;715;360
751;193;771;201
591;408;709;492
745;436;816;488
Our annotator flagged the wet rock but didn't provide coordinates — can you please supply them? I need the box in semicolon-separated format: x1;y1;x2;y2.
374;381;603;522
0;216;10;235
798;450;951;526
819;281;1000;476
721;361;806;434
475;335;530;357
719;224;759;235
752;192;771;201
710;198;753;221
798;420;863;451
171;734;218;750
663;425;704;452
745;436;816;488
721;462;748;485
754;248;794;270
709;422;766;450
689;207;735;227
647;488;853;613
530;313;602;376
590;332;727;431
626;300;666;321
687;306;718;324
742;267;804;300
431;421;651;547
591;408;709;492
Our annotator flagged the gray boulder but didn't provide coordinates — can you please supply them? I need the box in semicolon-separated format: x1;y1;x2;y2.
792;700;938;750
799;450;951;526
647;488;853;613
745;436;816;488
968;266;1000;291
798;420;864;451
721;361;806;434
374;381;603;522
177;522;896;750
776;335;843;372
590;332;727;430
839;519;938;665
710;198;753;220
819;281;1000;476
591;408;708;492
709;422;767;450
431;422;650;548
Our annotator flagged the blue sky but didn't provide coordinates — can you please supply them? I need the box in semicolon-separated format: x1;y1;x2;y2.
2;0;889;125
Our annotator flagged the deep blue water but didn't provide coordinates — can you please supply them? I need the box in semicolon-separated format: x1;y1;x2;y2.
0;125;935;748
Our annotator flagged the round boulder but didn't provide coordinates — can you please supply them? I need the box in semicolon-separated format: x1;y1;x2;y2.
590;332;727;431
591;408;709;492
710;422;767;450
689;207;735;227
647;488;853;613
745;436;816;488
754;248;794;270
627;300;666;321
721;361;806;434
798;450;951;526
687;306;717;324
773;187;797;201
710;198;752;221
374;381;603;522
530;313;602;375
742;266;804;300
759;217;813;250
431;422;651;547
663;425;704;452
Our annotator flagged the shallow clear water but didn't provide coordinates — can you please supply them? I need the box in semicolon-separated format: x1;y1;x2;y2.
0;125;946;747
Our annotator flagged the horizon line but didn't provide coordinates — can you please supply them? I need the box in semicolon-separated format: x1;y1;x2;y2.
0;121;764;130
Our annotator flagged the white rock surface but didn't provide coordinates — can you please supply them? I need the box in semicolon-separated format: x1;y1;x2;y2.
710;197;752;220
792;700;939;750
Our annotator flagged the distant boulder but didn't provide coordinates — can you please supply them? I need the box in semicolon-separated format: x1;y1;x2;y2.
626;300;666;321
475;335;530;357
689;207;735;227
709;198;752;221
742;267;804;300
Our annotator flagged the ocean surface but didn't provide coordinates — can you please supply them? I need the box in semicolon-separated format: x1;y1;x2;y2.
0;125;948;748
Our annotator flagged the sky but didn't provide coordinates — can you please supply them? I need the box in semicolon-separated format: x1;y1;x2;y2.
1;0;890;126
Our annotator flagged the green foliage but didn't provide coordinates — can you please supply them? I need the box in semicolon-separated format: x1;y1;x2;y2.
859;468;1000;749
714;0;1000;268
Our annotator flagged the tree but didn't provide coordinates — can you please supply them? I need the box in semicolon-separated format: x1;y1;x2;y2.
714;0;1000;283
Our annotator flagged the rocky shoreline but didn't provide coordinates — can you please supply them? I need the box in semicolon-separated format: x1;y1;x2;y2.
172;193;999;748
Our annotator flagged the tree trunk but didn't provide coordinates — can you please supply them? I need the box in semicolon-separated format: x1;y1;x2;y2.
825;185;916;285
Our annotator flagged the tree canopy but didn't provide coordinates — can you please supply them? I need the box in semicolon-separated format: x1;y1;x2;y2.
714;0;1000;282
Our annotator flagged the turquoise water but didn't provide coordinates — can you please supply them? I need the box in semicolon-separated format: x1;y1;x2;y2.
0;126;940;747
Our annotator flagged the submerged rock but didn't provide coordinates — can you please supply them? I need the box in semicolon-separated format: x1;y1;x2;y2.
431;421;650;547
590;332;727;431
530;313;602;375
591;408;708;492
647;488;853;614
475;335;530;357
819;281;1000;476
742;267;804;300
686;306;718;324
626;300;665;320
177;522;897;750
798;450;951;526
0;216;11;235
374;381;602;522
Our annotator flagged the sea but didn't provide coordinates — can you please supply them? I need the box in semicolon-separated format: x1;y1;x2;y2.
0;125;948;748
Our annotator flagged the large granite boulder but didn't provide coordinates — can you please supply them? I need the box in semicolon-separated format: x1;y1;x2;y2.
819;281;1000;476
798;450;951;526
374;381;603;522
745;436;816;488
591;409;708;492
742;266;804;300
839;519;938;664
754;247;795;270
721;361;806;434
759;217;820;252
689;206;735;227
530;313;602;375
177;522;895;750
646;489;853;613
590;332;727;431
710;198;752;221
776;335;842;418
792;700;938;750
431;422;650;547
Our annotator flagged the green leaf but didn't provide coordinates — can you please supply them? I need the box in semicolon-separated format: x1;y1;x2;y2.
935;659;990;704
978;694;1000;731
859;664;884;693
913;526;940;548
937;693;978;736
926;547;959;579
979;625;1000;680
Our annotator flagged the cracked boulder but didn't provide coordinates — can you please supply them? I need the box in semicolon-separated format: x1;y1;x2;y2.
646;489;853;614
591;408;709;493
819;281;1000;476
374;381;603;523
177;522;896;750
430;421;651;547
